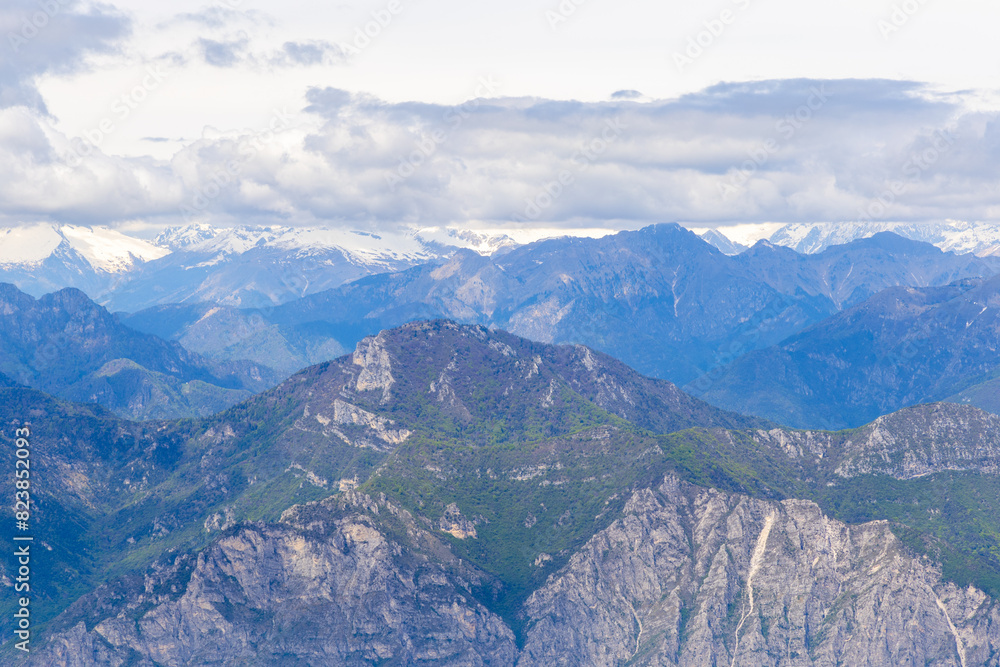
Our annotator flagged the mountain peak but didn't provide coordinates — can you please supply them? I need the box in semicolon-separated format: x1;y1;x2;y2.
42;285;100;307
751;220;1000;257
0;223;166;273
321;319;766;437
844;230;941;254
700;229;749;255
745;237;798;258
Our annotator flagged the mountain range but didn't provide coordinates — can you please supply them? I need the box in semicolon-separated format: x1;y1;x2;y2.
8;223;999;429
0;224;167;298
4;221;1000;315
6;321;1000;665
694;274;1000;429
0;283;279;420
702;219;1000;257
124;225;1000;387
0;223;518;312
6;220;1000;664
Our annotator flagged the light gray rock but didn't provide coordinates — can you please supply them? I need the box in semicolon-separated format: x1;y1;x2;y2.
31;505;517;666
519;476;999;666
29;478;1000;666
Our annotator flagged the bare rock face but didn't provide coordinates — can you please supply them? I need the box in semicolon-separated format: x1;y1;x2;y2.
352;331;396;403
836;403;1000;479
28;478;1000;666
519;476;1000;666
32;505;517;666
750;402;1000;481
439;502;480;540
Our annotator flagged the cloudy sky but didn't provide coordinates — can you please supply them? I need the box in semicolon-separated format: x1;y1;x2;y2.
2;0;1000;234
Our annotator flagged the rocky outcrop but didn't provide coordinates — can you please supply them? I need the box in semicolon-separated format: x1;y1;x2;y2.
439;502;480;540
519;476;1000;666
298;398;412;450
352;332;396;403
750;402;1000;481
837;403;1000;479
30;477;1000;666
31;501;517;666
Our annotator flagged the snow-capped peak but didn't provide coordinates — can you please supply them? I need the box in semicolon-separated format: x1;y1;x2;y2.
152;224;521;261
154;225;286;254
414;227;520;255
59;225;168;272
0;224;167;272
153;224;219;250
0;224;64;265
690;221;1000;257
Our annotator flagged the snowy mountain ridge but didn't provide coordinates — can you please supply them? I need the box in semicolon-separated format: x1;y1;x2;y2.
152;224;521;261
0;222;524;310
699;220;1000;256
0;224;167;273
1;223;519;271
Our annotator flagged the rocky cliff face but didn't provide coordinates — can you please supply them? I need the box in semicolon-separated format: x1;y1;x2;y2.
520;476;998;666
11;323;1000;665
30;478;999;666
33;494;518;666
748;402;1000;480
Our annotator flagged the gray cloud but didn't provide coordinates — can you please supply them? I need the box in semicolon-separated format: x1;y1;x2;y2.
3;79;1000;231
1;0;130;111
286;79;978;227
167;7;248;30
277;40;348;66
191;35;347;69
198;36;250;67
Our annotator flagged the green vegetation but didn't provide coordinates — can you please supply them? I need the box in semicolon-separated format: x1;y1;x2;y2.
819;472;1000;597
5;320;1000;654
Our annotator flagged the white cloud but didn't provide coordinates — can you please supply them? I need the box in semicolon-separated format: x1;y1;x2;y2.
6;2;1000;231
4;79;1000;231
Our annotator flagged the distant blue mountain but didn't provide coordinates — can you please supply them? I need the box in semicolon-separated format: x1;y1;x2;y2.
0;283;279;420
125;224;1000;387
693;273;1000;428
